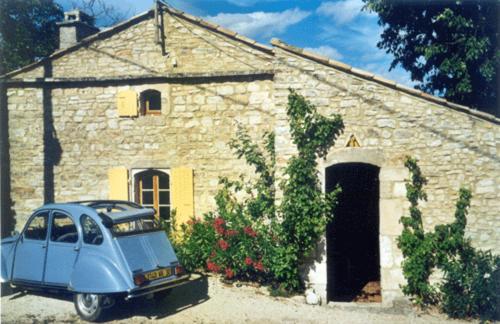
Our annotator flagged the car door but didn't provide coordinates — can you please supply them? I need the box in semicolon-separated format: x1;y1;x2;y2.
12;211;49;284
43;211;80;287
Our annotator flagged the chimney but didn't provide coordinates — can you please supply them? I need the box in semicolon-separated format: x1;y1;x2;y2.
57;10;99;49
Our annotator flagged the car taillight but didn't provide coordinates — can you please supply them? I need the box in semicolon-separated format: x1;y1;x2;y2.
134;273;146;286
175;265;185;275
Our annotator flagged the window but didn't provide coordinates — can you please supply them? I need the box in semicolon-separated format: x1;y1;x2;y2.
51;212;78;243
24;212;48;240
111;217;161;236
140;89;161;115
81;215;103;245
134;170;170;220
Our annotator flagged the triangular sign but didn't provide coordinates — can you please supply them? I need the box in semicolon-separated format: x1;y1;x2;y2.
346;134;360;147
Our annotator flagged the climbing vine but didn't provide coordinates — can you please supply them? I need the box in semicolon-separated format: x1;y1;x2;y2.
399;156;499;320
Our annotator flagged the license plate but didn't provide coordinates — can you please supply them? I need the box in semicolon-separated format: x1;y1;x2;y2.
144;268;172;281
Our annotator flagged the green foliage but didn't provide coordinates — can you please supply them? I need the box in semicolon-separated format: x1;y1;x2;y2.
0;0;63;74
277;89;344;289
399;156;499;320
177;90;344;291
363;1;499;115
398;157;438;305
229;125;276;219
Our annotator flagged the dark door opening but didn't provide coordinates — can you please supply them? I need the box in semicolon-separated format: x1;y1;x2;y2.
326;163;380;302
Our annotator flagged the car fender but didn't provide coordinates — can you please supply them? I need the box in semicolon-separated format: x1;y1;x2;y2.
69;252;131;293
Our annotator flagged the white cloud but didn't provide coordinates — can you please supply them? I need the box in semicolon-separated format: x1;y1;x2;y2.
304;45;343;60
317;0;372;25
205;8;310;39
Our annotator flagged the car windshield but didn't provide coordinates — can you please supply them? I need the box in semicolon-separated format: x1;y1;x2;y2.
111;217;161;236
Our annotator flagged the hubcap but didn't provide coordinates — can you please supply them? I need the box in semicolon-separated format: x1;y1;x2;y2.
77;293;99;316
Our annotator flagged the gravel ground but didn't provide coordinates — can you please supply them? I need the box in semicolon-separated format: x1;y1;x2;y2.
1;275;473;324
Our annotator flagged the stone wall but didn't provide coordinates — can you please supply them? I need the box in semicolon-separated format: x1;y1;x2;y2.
7;79;274;226
12;12;272;80
272;47;500;303
6;11;275;226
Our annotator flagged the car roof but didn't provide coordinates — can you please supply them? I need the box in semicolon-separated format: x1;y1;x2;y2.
37;200;156;225
35;203;97;217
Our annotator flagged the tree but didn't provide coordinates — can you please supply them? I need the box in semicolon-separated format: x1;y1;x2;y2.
364;0;499;116
0;0;63;74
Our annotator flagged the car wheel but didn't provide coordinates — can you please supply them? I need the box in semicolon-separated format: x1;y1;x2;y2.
74;293;104;322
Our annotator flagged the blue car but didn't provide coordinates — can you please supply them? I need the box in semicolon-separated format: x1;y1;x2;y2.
1;200;190;321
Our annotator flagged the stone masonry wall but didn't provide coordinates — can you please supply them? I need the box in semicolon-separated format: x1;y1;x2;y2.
7;79;274;226
7;11;275;226
12;12;272;80
272;47;500;303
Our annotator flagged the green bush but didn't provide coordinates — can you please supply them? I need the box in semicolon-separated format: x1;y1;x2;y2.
399;156;499;320
440;245;500;320
175;90;344;291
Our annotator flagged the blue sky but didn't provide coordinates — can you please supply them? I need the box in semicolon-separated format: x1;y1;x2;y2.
57;0;414;86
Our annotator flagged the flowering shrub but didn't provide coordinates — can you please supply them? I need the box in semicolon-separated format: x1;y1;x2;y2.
176;90;344;291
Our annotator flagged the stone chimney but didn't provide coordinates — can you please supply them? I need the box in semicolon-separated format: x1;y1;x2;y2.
57;9;99;49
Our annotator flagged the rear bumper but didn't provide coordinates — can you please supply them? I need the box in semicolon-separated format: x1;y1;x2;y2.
126;274;191;300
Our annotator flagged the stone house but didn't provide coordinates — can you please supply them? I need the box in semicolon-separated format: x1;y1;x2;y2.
1;3;499;305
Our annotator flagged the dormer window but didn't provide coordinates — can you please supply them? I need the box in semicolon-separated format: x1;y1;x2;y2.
140;89;161;115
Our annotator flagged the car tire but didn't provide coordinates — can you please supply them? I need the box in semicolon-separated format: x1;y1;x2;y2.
74;293;104;322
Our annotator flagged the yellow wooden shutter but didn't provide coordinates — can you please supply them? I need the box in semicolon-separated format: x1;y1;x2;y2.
108;167;129;200
171;167;194;225
116;90;138;117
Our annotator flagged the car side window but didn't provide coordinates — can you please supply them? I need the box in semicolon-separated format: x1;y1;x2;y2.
51;212;78;243
81;215;103;245
24;212;49;240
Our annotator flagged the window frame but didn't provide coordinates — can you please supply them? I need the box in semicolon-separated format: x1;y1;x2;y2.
131;168;171;222
80;214;104;245
139;89;162;115
49;211;79;244
23;211;49;241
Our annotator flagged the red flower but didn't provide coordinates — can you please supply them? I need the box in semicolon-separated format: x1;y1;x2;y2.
243;226;257;237
225;267;235;279
213;217;225;235
254;260;264;272
218;239;229;251
245;257;253;266
225;229;239;237
207;261;220;273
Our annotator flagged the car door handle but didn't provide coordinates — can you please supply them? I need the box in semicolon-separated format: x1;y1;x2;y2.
74;246;80;251
42;244;47;249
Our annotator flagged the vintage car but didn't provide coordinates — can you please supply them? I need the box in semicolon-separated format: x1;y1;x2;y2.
1;200;190;321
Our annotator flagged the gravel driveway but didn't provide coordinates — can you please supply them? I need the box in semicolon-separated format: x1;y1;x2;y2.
1;275;471;323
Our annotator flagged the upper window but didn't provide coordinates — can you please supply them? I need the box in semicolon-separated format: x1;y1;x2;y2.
140;89;161;115
51;212;78;243
24;212;49;240
81;215;103;245
134;170;170;221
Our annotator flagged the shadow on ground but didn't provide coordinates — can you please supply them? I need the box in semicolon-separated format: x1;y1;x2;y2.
2;274;209;322
104;274;209;322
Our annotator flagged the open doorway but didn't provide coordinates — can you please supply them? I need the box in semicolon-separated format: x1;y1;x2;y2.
326;163;381;302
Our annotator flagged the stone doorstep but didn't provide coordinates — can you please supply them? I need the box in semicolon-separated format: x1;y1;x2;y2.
327;298;413;315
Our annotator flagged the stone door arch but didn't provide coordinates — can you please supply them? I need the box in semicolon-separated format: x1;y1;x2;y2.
305;148;407;305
